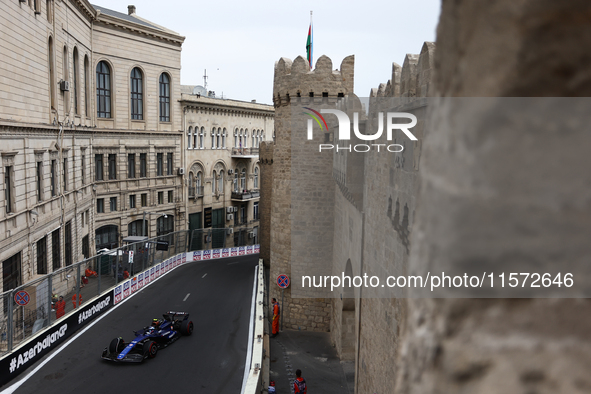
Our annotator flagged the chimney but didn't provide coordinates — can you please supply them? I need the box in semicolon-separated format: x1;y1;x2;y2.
128;5;136;15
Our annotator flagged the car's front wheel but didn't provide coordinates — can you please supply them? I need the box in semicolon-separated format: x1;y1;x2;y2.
143;340;158;359
109;337;125;354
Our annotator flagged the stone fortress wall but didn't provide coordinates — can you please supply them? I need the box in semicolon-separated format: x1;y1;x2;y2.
263;1;591;393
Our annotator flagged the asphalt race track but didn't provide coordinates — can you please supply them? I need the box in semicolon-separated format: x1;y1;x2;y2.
3;255;259;394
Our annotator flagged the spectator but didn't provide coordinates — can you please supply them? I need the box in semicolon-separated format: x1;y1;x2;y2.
293;369;307;393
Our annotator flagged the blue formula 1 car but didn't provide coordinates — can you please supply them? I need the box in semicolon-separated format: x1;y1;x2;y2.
101;311;193;363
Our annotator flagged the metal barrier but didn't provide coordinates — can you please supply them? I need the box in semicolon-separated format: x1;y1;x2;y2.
0;228;257;358
243;258;266;394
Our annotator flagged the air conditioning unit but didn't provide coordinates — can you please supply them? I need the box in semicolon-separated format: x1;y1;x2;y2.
227;228;233;235
178;168;185;175
227;213;233;221
228;169;234;175
248;232;254;239
60;80;70;91
233;206;238;213
226;207;233;213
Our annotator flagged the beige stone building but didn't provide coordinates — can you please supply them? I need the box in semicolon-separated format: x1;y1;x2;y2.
180;89;274;249
0;1;184;294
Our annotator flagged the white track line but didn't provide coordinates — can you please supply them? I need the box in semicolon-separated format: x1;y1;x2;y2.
183;293;190;302
240;265;258;394
202;273;207;278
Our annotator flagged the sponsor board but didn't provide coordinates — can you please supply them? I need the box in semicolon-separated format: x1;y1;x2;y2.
254;244;260;253
238;246;246;256
246;245;253;255
0;292;113;387
156;265;160;278
212;249;221;259
193;251;202;261
114;285;122;305
203;250;212;260
182;254;186;264
230;247;238;257
150;267;155;282
222;248;230;258
131;276;138;293
122;281;130;299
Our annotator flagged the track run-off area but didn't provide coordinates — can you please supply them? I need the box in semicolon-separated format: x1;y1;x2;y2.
1;254;259;394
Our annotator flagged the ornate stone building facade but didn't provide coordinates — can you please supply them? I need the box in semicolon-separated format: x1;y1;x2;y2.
0;1;184;294
180;91;273;249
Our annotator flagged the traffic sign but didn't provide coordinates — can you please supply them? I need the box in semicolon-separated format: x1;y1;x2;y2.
277;274;290;289
14;290;30;306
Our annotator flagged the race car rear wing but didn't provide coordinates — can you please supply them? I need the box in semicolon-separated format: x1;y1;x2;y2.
163;311;189;321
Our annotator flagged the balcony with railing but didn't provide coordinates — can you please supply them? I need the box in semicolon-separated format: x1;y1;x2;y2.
231;190;260;201
189;186;204;199
231;147;259;158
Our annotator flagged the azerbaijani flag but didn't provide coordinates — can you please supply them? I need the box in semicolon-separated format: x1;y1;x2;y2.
306;13;313;69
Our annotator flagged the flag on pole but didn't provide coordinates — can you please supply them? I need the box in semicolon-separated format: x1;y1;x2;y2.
306;11;313;69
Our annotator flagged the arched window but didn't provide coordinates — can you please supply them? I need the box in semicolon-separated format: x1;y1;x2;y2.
233;169;239;192
216;129;221;149
196;171;202;196
128;220;148;237
254;167;259;189
96;61;111;118
159;73;170;122
240;168;246;191
252;131;256;148
193;126;198;149
95;225;118;250
234;128;238;148
199;127;204;149
84;55;89;116
188;171;194;197
218;170;224;193
63;46;69;112
187;127;193;149
73;47;79;115
156;215;174;238
211;127;216;149
239;129;244;148
212;170;217;194
130;67;143;120
48;37;55;109
222;128;227;148
244;129;248;148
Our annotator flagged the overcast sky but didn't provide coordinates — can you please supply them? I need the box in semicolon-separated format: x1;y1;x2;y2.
94;0;441;104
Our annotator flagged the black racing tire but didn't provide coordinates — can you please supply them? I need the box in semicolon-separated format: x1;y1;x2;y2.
181;320;193;336
143;340;158;359
109;338;125;354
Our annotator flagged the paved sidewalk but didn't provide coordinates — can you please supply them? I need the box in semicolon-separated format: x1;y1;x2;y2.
269;330;354;394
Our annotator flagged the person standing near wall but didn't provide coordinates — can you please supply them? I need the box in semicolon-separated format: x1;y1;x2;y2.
272;298;280;337
293;369;307;393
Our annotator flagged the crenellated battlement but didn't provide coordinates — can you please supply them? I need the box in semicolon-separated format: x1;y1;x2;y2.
273;55;355;107
370;41;435;99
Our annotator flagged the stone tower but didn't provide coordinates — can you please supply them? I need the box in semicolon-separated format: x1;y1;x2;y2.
264;54;354;331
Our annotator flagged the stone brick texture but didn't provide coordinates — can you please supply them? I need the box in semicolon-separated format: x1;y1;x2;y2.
267;1;591;393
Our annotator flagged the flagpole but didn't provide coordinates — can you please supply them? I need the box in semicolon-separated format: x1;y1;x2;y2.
310;11;313;70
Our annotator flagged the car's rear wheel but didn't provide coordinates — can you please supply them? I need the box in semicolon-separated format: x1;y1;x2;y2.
143;340;158;359
181;320;193;335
